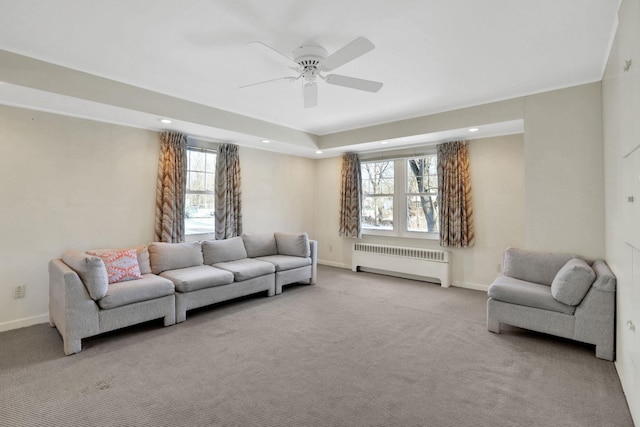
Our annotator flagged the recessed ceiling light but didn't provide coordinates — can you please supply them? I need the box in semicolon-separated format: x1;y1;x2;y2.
380;141;388;145
315;150;323;154
468;127;479;132
261;139;270;143
159;118;172;124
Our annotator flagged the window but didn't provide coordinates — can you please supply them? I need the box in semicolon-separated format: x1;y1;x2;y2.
406;156;438;233
361;161;394;230
185;147;216;235
361;154;438;237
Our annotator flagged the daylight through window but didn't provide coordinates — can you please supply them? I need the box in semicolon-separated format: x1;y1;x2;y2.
185;147;216;235
361;154;438;237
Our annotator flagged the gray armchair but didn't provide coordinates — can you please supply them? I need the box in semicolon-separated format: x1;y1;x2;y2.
487;248;616;361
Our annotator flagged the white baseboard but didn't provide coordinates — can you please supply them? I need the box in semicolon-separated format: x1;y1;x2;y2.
318;260;351;269
0;314;49;333
452;281;489;292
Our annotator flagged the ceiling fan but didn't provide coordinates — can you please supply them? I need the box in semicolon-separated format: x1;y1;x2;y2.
241;36;383;108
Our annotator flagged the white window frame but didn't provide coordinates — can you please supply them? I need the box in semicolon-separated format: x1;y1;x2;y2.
361;151;439;240
185;145;216;236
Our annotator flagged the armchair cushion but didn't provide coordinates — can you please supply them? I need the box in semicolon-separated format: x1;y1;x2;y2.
97;274;175;310
256;255;312;271
502;247;574;286
488;275;576;315
242;233;278;258
275;232;310;258
551;258;596;306
160;265;234;292
62;250;108;300
148;242;203;274
213;258;275;282
202;237;247;265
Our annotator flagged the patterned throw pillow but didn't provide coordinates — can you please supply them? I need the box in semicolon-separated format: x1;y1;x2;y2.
88;248;143;284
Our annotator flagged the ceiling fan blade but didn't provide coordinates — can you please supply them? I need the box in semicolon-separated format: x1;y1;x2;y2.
247;41;297;65
304;82;318;108
320;36;375;71
239;76;297;89
324;74;383;93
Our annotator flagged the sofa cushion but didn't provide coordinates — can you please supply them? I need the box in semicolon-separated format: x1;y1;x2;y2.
242;233;278;258
551;258;596;306
213;258;275;282
148;242;203;274
256;255;312;271
503;247;575;286
160;265;234;293
87;248;143;284
275;232;311;258
202;237;247;264
97;274;175;310
62;250;109;300
488;275;576;315
88;245;151;275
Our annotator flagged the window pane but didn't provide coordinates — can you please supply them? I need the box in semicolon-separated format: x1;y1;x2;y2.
362;196;394;230
189;151;206;172
407;195;438;232
206;153;216;172
361;161;394;195
185;193;215;235
188;172;207;191
205;172;215;192
407;157;437;193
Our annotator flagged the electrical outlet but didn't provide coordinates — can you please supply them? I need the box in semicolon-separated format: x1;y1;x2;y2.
496;264;502;273
14;285;25;299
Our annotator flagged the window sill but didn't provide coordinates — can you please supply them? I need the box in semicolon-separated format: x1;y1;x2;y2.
185;232;215;242
361;228;439;240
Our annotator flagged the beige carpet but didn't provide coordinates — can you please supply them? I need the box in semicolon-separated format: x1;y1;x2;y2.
0;265;634;427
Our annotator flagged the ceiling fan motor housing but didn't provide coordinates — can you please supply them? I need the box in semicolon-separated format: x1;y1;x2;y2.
293;44;327;81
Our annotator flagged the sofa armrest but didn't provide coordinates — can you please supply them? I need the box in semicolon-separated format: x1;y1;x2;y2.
591;260;616;292
310;240;318;284
49;259;100;355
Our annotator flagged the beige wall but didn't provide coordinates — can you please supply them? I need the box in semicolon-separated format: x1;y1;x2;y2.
523;83;605;257
0;106;317;331
602;0;640;423
313;135;525;289
0;105;160;330
240;147;316;235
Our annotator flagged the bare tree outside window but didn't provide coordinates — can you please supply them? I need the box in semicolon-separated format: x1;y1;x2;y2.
361;155;438;235
407;156;438;233
361;161;394;229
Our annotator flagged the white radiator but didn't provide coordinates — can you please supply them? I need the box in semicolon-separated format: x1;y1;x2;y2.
352;243;451;287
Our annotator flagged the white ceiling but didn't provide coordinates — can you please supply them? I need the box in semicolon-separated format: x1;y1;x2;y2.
0;0;620;156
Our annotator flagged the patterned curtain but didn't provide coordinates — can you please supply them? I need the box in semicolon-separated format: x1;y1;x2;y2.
339;153;362;238
215;143;242;239
154;131;187;243
437;141;474;248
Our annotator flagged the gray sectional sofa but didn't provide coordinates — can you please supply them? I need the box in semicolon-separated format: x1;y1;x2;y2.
487;247;616;360
49;232;317;355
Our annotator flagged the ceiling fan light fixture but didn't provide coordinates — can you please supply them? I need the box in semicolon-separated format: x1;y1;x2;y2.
242;36;383;108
